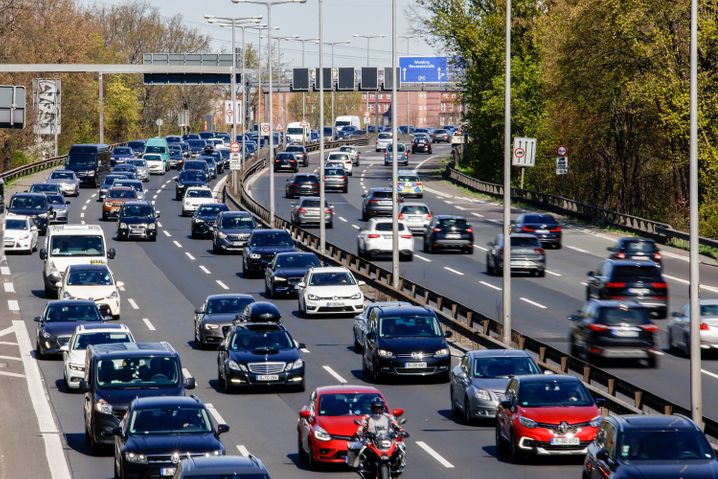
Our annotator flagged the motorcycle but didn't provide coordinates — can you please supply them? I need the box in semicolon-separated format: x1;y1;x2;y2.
347;418;409;479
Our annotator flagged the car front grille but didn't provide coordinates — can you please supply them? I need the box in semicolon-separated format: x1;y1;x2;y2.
146;452;206;464
316;306;355;313
247;362;285;374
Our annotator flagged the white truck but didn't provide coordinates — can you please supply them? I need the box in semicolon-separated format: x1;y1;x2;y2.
286;122;311;143
334;115;361;133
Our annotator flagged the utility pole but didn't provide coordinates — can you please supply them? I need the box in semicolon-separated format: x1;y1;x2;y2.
502;0;512;346
391;0;399;289
98;72;104;144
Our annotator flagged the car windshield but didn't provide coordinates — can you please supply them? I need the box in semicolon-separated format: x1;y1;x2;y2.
294;175;318;183
50;235;104;256
107;189;136;199
144;146;166;154
206;297;254;315
121;205;154;218
339;146;355;152
127;160;147;167
523;214;557;225
67;269;113;286
66;153;96;166
308;271;355;286
276;154;294;161
299;199;328;208
113;148;132;155
180;171;207;181
379;314;442;338
473;356;541;378
286;146;303;152
249;232;294;247
46;195;65;206
318;393;386;416
517;380;594;407
73;332;132;350
275;254;320;269
114;182;141;191
197;204;226;215
96;357;180;388
510;236;540;247
50;171;74;180
220;216;255;229
597;307;650;325
230;329;293;352
329;154;349;161
114;165;136;172
188;140;205;148
623;240;657;253
44;304;102;322
186;189;212;198
374;222;405;232
128;406;212;435
701;304;718;317
6;219;28;230
11;196;46;209
438;218;467;228
127;142;144;149
102;177;121;187
612;265;662;282
30;184;58;192
143;155;162;162
378;133;392;139
618;430;714;462
388;144;406;151
401;205;429;215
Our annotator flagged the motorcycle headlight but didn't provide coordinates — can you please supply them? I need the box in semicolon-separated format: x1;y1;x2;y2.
378;349;395;358
474;389;491;401
228;360;247;372
590;415;602;428
287;359;304;370
204;324;220;330
118;222;128;229
349;292;362;300
274;276;287;282
313;426;332;442
434;348;449;358
518;415;537;429
95;398;113;415
125;452;147;464
249;253;261;259
307;293;319;301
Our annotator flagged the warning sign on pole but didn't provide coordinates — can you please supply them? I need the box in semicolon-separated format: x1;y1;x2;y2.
512;137;537;167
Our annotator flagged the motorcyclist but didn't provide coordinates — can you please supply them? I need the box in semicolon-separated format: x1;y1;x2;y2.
355;399;403;438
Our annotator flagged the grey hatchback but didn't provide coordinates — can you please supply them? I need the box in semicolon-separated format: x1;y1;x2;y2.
290;196;333;228
361;188;396;221
486;233;546;277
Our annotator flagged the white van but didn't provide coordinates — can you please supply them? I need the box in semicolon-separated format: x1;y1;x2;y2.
286;122;311;143
40;224;116;298
334;115;361;132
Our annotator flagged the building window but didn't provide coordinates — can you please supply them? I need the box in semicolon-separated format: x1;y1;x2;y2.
386;93;391;100
368;104;374;113
384;104;389;112
378;93;383;100
441;103;447;112
451;93;457;99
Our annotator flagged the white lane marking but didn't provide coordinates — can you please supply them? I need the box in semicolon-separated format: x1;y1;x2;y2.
90;193;97;198
173;240;183;248
85;199;91;204
157;222;163;228
8;300;19;311
1;266;10;275
546;270;562;277
702;284;718;294
0;326;15;337
414;254;431;262
152;195;158;200
322;365;347;383
0;354;21;361
520;297;548;309
581;281;588;286
200;265;211;274
81;220;86;225
128;298;139;310
479;280;502;291
339;216;348;223
165;180;172;185
415;441;455;468
152;200;156;205
661;274;718;293
300;348;311;353
80;213;85;218
455;206;466;211
142;318;156;331
81;205;87;211
702;369;718;380
182;367;193;379
352;224;360;230
4;282;15;293
662;250;689;262
488;219;501;224
0;341;18;345
118;285;125;291
471;212;484;218
13;320;72;479
236;445;251;457
474;244;488;252
444;200;454;205
163;230;171;237
205;403;226;424
185;252;196;261
0;370;25;378
443;266;464;276
216;280;230;290
567;245;590;254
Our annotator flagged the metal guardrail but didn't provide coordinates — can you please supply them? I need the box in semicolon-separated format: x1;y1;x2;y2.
446;166;718;251
228;153;718;444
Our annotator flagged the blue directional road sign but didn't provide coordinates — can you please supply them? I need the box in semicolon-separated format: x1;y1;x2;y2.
399;56;448;84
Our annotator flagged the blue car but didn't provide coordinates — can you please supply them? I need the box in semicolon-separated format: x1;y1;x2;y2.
110;146;135;166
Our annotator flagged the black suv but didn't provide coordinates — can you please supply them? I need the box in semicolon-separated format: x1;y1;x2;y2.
361;188;396;220
81;341;195;452
212;211;258;254
422;215;474;254
511;213;562;249
362;304;452;382
568;300;658;367
175;455;271;478
217;322;305;392
586;260;668;318
411;133;432;154
242;229;297;277
8;192;52;234
35;300;105;357
584;415;718;478
285;173;319;198
116;201;159;241
111;395;229;479
176;170;209;200
194;294;256;348
607;237;663;269
264;252;321;298
191;203;229;238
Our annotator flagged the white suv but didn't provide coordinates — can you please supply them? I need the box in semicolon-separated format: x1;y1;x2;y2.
297;267;365;317
182;187;216;216
56;263;123;319
357;218;414;261
63;323;134;389
375;132;393;152
326;152;353;176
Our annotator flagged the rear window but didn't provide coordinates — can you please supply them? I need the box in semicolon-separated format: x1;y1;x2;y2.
300;199;325;208
597;306;650;325
378;133;392;139
438;218;468;228
611;265;662;282
295;175;319;182
325;168;345;176
523;214;557;225
510;236;541;247
375;222;405;232
371;191;392;199
623;240;658;254
401;205;429;214
398;175;420;182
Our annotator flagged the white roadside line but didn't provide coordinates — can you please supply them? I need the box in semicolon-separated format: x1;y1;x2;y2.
443;266;464;276
520;297;548;309
13;320;72;479
200;265;211;275
205;403;226;425
663;274;718;294
157;222;163;228
4;282;15;293
8;300;19;311
479;280;501;291
702;369;718;380
236;445;251;457
142;318;156;331
0;354;21;362
471;212;484;218
339;216;348;223
216;280;230;290
128;298;139;310
415;441;455;468
455;206;466;211
182;368;194;382
300;347;311;353
567;245;590;254
0;326;15;337
173;240;183;248
474;244;488;252
185;252;196;261
1;266;10;275
545;270;562;277
414;254;431;262
322;365;347;383
163;230;171;237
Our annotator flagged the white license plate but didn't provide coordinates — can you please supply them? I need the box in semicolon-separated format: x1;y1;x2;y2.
327;302;345;307
160;468;176;477
257;374;279;381
613;329;639;337
404;362;427;369
446;233;461;239
550;437;580;446
536;229;549;234
629;288;650;295
382;235;392;239
633;256;649;261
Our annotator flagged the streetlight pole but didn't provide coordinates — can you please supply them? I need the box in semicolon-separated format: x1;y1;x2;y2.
399;34;417;125
502;0;512;346
391;0;399;289
319;0;325;252
353;34;385;128
247;25;277;131
233;0;306;229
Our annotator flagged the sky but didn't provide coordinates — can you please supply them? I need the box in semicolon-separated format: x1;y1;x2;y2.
81;0;437;68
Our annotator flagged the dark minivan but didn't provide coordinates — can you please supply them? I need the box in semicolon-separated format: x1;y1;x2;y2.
81;341;195;452
65;144;111;187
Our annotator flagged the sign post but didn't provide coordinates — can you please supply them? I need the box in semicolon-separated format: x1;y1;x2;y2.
512;137;536;189
224;100;241;125
229;141;241;191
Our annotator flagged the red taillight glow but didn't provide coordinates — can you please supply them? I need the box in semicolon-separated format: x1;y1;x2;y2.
589;324;609;332
367;233;380;239
651;282;667;289
398;213;404;219
654;252;662;261
297;208;307;214
606;282;626;288
550;227;561;232
616;251;626;259
701;323;710;331
325;208;332;213
534;248;545;254
640;324;658;333
465;227;473;233
432;227;441;233
400;234;412;239
521;226;535;232
426;213;432;220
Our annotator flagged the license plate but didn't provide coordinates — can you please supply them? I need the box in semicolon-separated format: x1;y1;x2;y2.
633;256;649;261
257;374;279;381
550;437;580;446
612;329;639;337
328;302;345;307
379;201;391;205
90;260;104;264
404;362;427;369
160;468;176;477
382;235;392;239
629;288;650;295
537;229;549;234
446;233;461;239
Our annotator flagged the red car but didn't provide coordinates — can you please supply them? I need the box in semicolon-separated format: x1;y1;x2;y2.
297;385;403;468
495;375;603;463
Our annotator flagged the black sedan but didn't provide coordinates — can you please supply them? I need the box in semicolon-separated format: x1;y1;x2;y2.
285;173;320;199
511;213;562;248
422;215;474;254
194;294;256;348
242;229;297;277
273;152;299;172
191;203;230;238
217;322;305;392
212;211;258;254
112;396;229;479
411;133;433;154
8;192;53;235
175;456;271;479
264;252;321;298
116;201;159;241
608;237;663;268
35;300;105;357
175;170;209;200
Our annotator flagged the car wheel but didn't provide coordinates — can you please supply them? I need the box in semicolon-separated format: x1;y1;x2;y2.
222;367;233;393
464;397;473;425
647;353;658;369
569;335;578;357
306;441;317;470
361;210;368;221
44;282;54;298
423;239;429;253
450;388;460;418
298;299;307;318
298;434;308;462
327;222;333;229
343;186;348;193
265;281;274;299
509;430;524;464
212;242;220;254
242;259;249;277
537;269;545;277
101;212;107;221
353;333;362;352
495;423;507;455
668;329;676;354
427;241;434;254
362;356;371;379
35;341;45;359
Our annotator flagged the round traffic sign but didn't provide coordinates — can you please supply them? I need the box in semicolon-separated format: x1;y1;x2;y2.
226;108;234;118
229;142;240;153
260;123;271;134
557;145;568;156
514;147;526;159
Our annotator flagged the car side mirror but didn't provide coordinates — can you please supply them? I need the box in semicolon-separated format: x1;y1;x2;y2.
595;397;607;407
195;309;204;315
111;426;123;437
108;248;116;260
366;331;376;340
358;280;366;287
184;377;196;390
444;330;453;338
568;314;578;321
54;281;62;289
39;249;47;260
499;400;513;410
103;314;113;322
393;408;404;418
155;212;160;218
78;379;90;393
671;311;680;318
586;271;594;277
543;370;554;375
217;343;226;351
297;342;306;349
297;282;305;288
299;410;312;420
361;194;366;198
65;200;71;205
60;343;69;352
33;316;41;322
217;424;230;435
596;449;610;462
353;419;362;426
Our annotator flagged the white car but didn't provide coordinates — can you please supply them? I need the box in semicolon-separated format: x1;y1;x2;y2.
297;267;366;317
63;323;134;389
326;152;353;176
142;153;166;175
375;132;393;152
182;187;216;216
399;202;432;233
668;300;718;356
56;264;123;319
357;218;414;261
4;214;39;254
338;145;360;166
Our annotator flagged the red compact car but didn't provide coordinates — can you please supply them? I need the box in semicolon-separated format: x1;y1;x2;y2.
297;385;403;468
495;375;603;463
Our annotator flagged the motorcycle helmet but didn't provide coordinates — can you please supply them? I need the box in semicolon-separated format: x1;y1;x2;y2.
370;398;385;414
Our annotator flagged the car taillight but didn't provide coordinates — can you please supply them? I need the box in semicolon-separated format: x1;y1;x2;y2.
274;159;280;163
341;176;347;180
701;322;710;331
297;208;307;213
640;324;658;333
616;251;626;259
606;282;626;288
433;228;441;233
498;248;504;255
521;226;535;232
550;227;561;232
426;213;432;220
368;199;378;204
650;282;667;289
384;151;388;158
398;213;404;219
325;208;332;214
367;233;380;239
400;234;412;239
589;324;609;332
534;248;545;254
653;252;662;261
465;227;473;233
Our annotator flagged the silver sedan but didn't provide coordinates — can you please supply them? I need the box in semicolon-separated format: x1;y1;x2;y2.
668;300;718;356
46;170;80;196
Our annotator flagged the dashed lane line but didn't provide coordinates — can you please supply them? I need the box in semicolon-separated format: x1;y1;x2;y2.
200;265;211;275
1;266;10;275
81;205;87;211
471;212;484;218
4;282;15;293
8;300;19;311
236;445;251;457
142;318;156;331
216;280;230;290
414;254;431;262
546;270;562;277
474;244;488;252
455;206;466;211
479;281;502;291
339;216;348;223
173;240;183;248
85;199;91;204
443;266;464;276
185;252;196;261
567;245;590;254
205;403;226;425
352;224;360;230
128;298;139;310
520;297;548;309
702;369;718;380
80;213;85;218
322;365;347;384
415;441;455;469
163;230;171;237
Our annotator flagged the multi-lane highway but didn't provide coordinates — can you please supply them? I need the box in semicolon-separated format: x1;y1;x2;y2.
3;144;590;478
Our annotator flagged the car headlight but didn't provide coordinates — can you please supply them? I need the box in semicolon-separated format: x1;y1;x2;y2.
110;290;119;299
119;222;128;229
68;363;85;372
48;263;59;277
518;415;537;429
88;170;95;176
147;223;156;229
434;348;449;358
63;292;73;299
41;330;53;339
307;293;319;300
590;415;602;428
217;231;227;239
95;398;113;414
287;359;304;370
204;324;220;330
203;450;222;457
350;292;362;300
104;201;112;207
474;389;491;401
125;452;147;464
274;276;287;282
228;360;247;372
313;426;332;442
249;253;261;259
192;218;202;223
377;349;394;358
